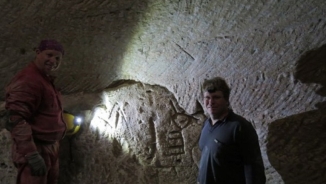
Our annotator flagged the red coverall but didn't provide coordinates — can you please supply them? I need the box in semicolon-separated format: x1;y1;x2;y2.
5;62;66;184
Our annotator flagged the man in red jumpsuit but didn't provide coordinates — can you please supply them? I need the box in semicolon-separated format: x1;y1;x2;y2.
5;39;66;184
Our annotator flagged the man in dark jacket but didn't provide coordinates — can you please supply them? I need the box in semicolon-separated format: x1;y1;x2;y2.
5;39;66;184
197;77;266;184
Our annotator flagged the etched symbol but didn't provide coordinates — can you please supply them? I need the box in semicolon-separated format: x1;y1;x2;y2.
165;131;185;156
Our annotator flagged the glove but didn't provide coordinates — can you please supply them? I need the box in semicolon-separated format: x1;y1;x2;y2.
26;152;47;176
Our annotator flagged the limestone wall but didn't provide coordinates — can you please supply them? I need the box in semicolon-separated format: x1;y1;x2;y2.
1;0;326;183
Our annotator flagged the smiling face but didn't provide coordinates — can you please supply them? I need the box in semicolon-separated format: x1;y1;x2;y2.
34;49;63;75
204;90;229;121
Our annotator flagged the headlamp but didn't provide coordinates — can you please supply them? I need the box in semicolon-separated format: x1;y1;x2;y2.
63;111;83;135
74;116;83;125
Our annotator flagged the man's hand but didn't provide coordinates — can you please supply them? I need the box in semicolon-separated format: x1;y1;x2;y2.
26;152;47;176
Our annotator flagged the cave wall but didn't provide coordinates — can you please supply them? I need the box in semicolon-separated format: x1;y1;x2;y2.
1;0;326;183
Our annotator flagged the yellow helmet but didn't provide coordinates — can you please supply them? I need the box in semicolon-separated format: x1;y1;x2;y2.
63;112;82;135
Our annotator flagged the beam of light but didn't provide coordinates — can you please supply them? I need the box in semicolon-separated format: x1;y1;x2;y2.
89;92;123;138
118;2;166;80
90;106;115;136
89;96;130;154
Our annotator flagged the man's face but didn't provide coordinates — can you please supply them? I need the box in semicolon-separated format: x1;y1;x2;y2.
34;49;63;75
203;90;229;119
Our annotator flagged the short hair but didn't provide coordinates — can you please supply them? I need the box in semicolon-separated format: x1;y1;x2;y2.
202;77;230;101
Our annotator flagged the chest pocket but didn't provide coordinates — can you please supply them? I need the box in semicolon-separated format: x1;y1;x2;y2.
213;138;230;159
212;137;241;165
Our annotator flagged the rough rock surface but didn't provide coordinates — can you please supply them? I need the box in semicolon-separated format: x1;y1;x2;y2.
1;0;326;183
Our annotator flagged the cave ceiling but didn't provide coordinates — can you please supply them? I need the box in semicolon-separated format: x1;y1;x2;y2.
0;0;325;115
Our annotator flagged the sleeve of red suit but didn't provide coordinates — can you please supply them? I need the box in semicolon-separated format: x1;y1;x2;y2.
5;76;42;156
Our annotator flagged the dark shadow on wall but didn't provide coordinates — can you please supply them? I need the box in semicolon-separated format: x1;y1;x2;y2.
267;44;326;184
